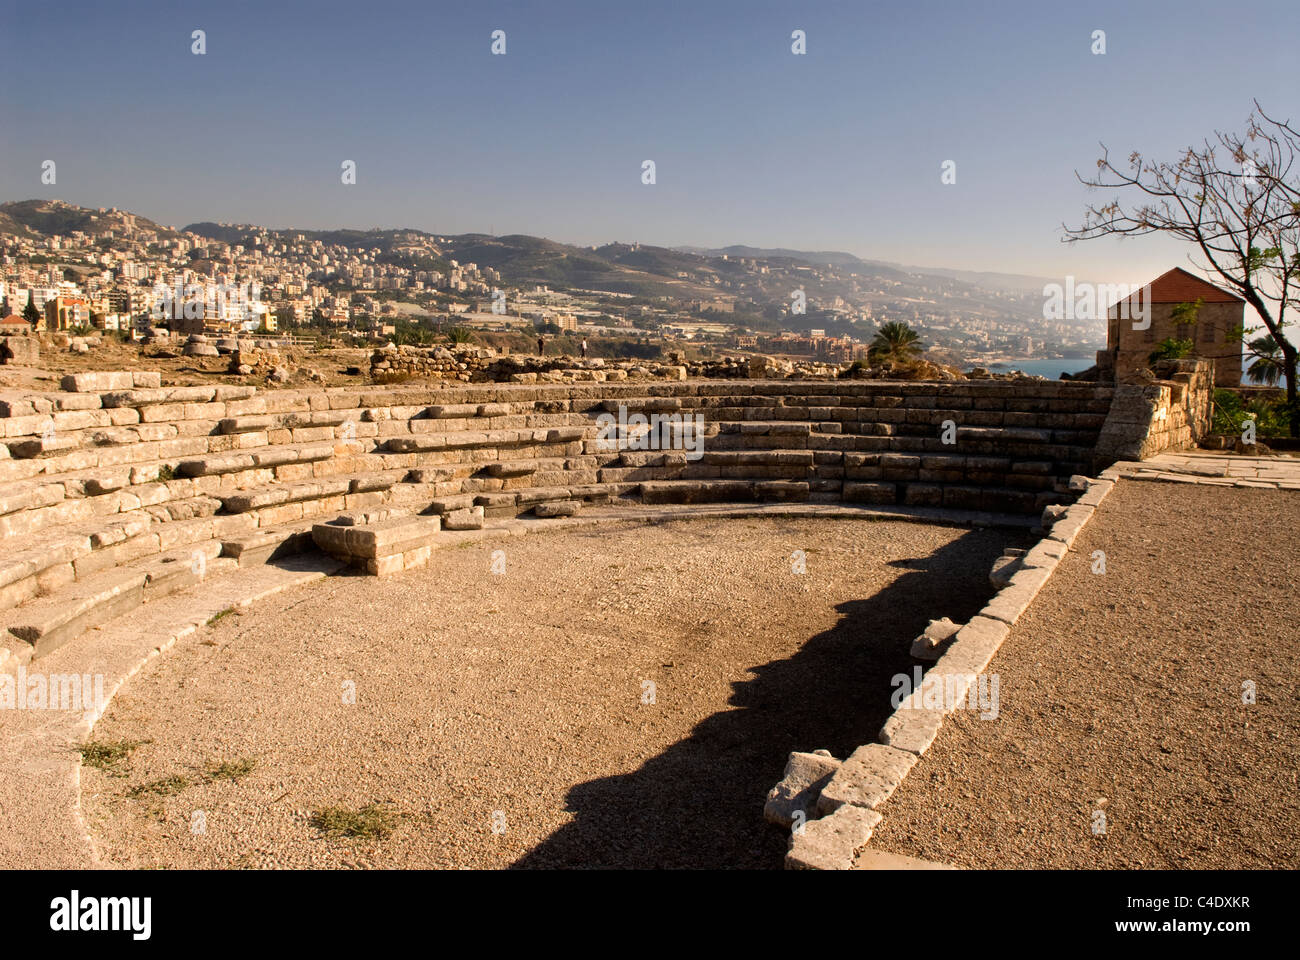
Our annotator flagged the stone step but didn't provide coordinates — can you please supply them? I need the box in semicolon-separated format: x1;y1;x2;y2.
218;477;359;514
101;384;257;408
135;539;229;596
5;567;148;659
176;440;345;477
486;459;540;478
638;480;757;504
220;519;321;567
843;480;1062;514
8;435;82;459
468;484;620;518
312;514;443;575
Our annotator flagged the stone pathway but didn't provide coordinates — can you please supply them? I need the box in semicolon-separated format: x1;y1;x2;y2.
1103;451;1300;489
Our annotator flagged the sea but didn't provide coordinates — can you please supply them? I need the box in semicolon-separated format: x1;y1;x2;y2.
989;356;1287;388
987;357;1093;379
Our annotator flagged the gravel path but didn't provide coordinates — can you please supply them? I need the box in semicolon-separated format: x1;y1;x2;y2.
81;516;1017;869
869;482;1300;869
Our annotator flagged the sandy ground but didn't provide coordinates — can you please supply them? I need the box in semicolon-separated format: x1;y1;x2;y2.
81;517;1018;869
869;482;1300;869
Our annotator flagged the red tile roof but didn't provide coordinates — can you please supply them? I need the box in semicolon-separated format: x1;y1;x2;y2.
1;314;30;325
1143;267;1242;303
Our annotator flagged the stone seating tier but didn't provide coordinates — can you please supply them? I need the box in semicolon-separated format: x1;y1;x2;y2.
0;376;1117;664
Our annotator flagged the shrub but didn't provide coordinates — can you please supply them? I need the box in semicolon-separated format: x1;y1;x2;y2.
1149;337;1194;364
1212;388;1291;437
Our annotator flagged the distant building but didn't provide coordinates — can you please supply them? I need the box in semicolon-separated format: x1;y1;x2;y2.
1106;268;1244;387
45;296;89;331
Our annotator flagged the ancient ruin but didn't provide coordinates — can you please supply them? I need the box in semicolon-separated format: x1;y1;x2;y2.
6;334;1293;873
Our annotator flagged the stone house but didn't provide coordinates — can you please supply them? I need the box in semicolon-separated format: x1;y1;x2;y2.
1104;267;1244;386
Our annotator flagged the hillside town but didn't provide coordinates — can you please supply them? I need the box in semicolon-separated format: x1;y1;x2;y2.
0;200;1103;368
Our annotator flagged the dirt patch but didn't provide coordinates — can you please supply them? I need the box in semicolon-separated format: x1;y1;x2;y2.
869;482;1300;869
81;516;1018;869
0;337;376;393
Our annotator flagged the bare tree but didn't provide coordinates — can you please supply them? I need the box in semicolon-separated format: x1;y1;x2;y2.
1065;101;1300;435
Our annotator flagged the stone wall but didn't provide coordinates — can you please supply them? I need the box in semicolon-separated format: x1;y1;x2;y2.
1093;358;1214;466
371;345;494;381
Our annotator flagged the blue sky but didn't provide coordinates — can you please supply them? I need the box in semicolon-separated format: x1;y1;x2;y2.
2;0;1296;284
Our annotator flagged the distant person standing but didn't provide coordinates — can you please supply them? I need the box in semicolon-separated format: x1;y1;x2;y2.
537;334;545;356
580;338;588;359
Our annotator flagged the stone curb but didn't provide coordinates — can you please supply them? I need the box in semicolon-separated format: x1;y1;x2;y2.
781;474;1116;870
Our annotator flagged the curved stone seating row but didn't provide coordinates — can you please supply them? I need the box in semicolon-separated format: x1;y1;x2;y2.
0;374;1117;665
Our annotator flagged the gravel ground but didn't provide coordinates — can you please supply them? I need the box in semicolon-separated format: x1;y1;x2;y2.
81;516;1017;869
869;482;1300;869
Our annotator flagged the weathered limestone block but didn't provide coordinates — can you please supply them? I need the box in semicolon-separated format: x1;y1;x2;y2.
1045;503;1094;550
932;615;1009;677
764;750;841;828
638;480;754;504
909;616;961;660
1075;478;1114;507
981;564;1053;625
1;336;39;365
312;514;442;561
817;743;918;815
534;500;580;518
60;371;135;392
7;568;147;658
444;506;486;530
878;699;946;756
842;481;897;504
1020;537;1067;570
785;805;883;871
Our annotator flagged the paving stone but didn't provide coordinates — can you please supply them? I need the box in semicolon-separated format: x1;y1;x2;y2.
817;743;918;814
786;805;883;871
981;564;1053;625
1075;478;1114;506
764;749;841;827
878;701;946;756
1045;504;1094;550
853;848;958;870
1020;537;1067;569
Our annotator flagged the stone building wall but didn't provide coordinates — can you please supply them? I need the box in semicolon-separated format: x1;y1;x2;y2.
1108;297;1244;387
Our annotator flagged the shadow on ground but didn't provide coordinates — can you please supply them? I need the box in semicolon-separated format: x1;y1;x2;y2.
512;527;1015;869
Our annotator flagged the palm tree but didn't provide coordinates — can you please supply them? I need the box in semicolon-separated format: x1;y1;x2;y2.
1246;334;1285;386
868;321;924;366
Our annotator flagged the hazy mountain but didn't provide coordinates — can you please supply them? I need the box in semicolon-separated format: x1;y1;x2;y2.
2;200;1046;319
678;244;1053;293
0;199;178;240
